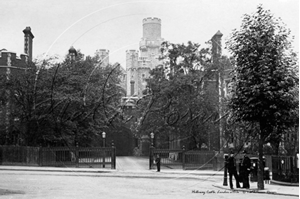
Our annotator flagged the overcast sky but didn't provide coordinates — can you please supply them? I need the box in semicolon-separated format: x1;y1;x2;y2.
0;0;299;68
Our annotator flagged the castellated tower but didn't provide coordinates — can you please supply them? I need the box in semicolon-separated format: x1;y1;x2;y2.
126;50;139;96
140;17;163;69
142;17;161;39
126;17;163;97
96;49;109;66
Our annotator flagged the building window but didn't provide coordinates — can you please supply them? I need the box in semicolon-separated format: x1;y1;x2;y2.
130;81;135;96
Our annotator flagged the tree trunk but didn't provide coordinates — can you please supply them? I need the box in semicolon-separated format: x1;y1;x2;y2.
257;126;265;190
257;135;264;189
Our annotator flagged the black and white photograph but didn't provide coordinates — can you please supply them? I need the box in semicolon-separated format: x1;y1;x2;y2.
0;0;299;198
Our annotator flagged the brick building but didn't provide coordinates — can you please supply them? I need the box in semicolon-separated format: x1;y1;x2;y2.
0;27;34;144
0;26;34;76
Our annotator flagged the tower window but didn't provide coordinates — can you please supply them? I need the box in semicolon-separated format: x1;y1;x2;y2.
142;74;146;82
130;81;135;96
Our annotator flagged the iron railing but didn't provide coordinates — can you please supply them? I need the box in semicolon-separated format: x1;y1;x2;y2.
0;145;40;166
150;147;215;170
0;145;116;169
272;156;298;183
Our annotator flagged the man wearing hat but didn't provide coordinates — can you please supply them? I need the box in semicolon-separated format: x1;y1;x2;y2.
240;150;251;188
227;151;240;189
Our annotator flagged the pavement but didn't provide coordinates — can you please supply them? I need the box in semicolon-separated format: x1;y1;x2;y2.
213;181;299;197
0;165;224;180
0;156;298;197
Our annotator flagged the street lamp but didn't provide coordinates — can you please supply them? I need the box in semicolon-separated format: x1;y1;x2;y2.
150;132;154;147
149;132;155;170
102;132;106;168
102;132;106;147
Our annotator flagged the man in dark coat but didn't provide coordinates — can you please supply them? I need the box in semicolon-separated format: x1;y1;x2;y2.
227;151;240;189
241;150;251;188
155;154;161;172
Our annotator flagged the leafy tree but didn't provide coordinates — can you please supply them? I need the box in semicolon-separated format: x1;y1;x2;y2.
133;41;223;150
42;51;126;147
226;5;298;189
0;60;53;146
0;50;126;147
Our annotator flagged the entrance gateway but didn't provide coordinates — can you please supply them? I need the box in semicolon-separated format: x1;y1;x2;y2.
40;146;116;168
149;147;215;170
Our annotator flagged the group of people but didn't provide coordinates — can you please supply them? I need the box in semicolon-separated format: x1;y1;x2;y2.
153;150;252;187
226;150;251;189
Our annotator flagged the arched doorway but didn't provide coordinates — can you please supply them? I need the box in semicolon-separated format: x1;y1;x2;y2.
112;128;134;156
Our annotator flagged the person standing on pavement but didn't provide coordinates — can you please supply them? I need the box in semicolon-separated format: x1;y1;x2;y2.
241;150;251;188
155;154;161;172
227;151;240;189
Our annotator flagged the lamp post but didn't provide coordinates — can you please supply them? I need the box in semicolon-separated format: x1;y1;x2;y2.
150;132;154;147
149;132;154;170
102;132;106;168
102;132;106;147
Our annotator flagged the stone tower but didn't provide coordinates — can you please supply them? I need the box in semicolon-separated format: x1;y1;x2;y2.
139;17;163;69
23;27;34;61
98;49;109;66
126;17;163;97
126;50;138;96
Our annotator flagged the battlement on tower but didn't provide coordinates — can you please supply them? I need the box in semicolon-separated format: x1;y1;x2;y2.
126;50;139;55
138;57;149;61
99;49;109;53
97;49;110;66
143;17;161;24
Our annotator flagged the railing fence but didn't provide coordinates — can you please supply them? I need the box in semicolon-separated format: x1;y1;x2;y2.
0;145;116;169
149;147;215;170
272;155;298;183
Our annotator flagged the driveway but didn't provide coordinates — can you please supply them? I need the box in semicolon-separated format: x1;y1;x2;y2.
116;156;149;171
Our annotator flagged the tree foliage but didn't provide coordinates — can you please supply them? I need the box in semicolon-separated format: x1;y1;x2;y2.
132;41;224;150
0;50;126;147
227;5;298;130
226;5;299;189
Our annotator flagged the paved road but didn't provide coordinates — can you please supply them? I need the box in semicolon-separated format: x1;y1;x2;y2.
116;156;183;171
0;169;296;199
0;156;298;198
116;156;149;171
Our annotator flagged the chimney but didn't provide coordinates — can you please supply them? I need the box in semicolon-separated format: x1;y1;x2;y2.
23;27;34;61
211;30;223;59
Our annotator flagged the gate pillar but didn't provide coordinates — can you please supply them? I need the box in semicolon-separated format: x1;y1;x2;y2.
149;146;154;169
